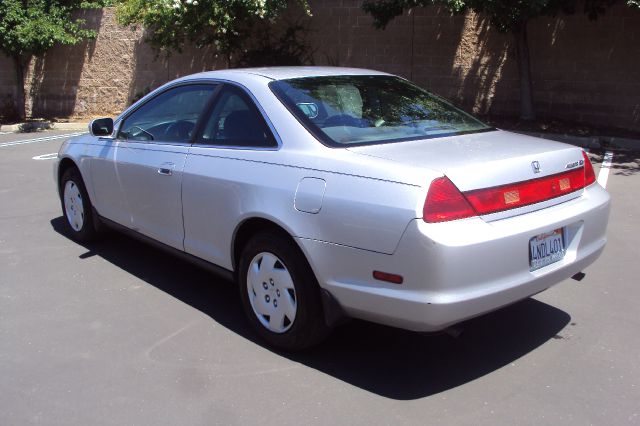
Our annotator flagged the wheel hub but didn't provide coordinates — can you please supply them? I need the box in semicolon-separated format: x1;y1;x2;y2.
63;180;84;232
247;252;297;333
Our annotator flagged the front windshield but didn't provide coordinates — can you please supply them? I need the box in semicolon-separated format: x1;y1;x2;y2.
269;75;493;147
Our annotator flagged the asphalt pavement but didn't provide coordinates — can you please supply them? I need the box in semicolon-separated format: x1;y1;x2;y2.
1;130;638;425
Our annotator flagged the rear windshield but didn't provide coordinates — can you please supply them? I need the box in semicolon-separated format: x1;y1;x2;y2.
269;75;493;147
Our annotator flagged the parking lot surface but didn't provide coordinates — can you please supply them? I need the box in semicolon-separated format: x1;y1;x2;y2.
1;131;639;425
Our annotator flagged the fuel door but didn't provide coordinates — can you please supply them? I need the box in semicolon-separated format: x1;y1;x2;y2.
294;177;326;214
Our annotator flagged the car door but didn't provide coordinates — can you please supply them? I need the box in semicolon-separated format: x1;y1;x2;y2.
93;83;217;250
182;84;279;269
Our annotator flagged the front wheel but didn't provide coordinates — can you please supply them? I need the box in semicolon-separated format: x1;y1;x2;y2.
238;231;330;351
60;167;97;242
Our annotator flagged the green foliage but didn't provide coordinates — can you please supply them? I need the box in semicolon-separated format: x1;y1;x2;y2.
116;0;312;60
363;0;640;32
0;0;105;59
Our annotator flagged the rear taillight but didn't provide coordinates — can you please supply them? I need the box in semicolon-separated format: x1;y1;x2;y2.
583;150;596;186
464;168;585;215
424;156;594;223
423;177;476;223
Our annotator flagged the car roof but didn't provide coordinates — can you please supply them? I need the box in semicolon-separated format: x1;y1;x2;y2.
181;66;393;83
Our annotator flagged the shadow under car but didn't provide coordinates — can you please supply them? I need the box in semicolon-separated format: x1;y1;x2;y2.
51;216;571;400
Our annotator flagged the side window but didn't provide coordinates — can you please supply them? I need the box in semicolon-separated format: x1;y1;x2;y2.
118;84;216;143
199;86;276;148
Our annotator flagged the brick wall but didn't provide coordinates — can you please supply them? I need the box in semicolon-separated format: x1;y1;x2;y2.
1;2;639;131
0;8;226;120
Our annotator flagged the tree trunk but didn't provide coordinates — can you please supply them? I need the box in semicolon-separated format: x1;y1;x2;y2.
13;56;27;121
514;21;535;121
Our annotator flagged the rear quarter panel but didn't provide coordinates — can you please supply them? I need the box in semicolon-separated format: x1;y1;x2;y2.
181;147;428;271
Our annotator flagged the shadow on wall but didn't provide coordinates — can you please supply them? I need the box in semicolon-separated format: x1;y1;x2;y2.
13;2;638;129
125;34;228;108
306;1;640;131
29;9;103;118
407;7;519;118
438;4;640;129
305;3;517;118
125;34;170;108
235;18;316;68
51;215;571;400
24;4;516;120
450;14;517;116
125;13;315;108
0;55;17;121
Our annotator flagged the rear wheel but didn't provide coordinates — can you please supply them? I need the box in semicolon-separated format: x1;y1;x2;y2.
60;167;97;242
238;231;329;351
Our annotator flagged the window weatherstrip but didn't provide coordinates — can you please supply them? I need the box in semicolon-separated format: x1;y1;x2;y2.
192;83;280;150
114;80;219;142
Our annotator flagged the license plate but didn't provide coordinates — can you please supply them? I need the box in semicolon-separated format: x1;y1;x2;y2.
529;228;565;271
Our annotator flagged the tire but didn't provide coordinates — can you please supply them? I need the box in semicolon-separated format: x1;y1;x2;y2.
59;167;98;242
238;230;330;351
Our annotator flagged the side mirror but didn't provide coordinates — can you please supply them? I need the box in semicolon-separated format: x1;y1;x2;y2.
89;118;114;137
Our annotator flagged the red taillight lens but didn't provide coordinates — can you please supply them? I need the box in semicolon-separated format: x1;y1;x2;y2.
464;167;586;215
424;160;593;222
423;177;476;223
583;150;596;186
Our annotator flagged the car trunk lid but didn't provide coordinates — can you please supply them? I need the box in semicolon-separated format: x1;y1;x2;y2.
347;130;589;219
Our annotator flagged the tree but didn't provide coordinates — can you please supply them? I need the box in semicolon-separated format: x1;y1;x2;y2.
0;1;105;121
116;0;311;67
363;0;640;120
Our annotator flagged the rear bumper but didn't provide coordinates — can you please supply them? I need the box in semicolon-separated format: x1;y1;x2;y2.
297;183;610;331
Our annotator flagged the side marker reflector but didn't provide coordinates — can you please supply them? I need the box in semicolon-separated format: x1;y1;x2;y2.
373;271;404;284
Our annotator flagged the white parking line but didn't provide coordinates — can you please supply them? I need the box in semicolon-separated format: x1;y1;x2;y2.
0;132;85;148
597;151;614;189
32;153;59;161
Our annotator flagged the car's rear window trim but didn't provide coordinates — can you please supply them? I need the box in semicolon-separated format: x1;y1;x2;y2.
268;78;496;148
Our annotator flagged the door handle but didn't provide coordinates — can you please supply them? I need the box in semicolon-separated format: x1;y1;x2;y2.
157;162;175;176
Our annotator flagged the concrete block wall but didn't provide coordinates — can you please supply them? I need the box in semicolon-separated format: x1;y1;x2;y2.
0;2;638;132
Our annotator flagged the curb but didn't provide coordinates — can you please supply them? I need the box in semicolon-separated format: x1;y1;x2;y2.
0;121;89;133
517;131;640;152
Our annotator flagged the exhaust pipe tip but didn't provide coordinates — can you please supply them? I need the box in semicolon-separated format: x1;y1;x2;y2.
419;325;464;339
443;325;464;339
572;272;586;281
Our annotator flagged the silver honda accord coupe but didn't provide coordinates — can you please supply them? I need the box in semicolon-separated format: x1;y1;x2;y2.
55;67;610;350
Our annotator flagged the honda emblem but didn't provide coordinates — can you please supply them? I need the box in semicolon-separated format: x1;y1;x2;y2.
531;161;541;174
